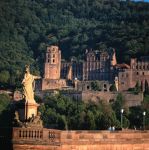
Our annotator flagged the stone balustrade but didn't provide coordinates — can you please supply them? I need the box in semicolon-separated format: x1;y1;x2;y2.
12;127;61;145
18;129;42;139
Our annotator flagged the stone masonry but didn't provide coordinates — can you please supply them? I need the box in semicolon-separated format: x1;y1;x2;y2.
12;127;149;150
118;57;149;91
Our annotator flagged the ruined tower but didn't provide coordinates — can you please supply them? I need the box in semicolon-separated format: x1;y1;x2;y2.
44;46;61;79
42;46;67;90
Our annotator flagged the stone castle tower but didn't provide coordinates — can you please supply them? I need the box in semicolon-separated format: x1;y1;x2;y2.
42;46;66;90
44;46;61;79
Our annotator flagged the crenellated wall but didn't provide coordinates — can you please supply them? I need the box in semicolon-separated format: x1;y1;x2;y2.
12;128;149;150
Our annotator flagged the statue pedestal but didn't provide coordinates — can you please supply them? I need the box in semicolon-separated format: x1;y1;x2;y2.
14;100;43;128
25;102;39;120
17;100;39;122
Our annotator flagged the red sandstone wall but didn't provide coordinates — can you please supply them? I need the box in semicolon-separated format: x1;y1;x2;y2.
13;145;61;150
59;130;149;150
13;144;149;150
81;91;143;107
61;144;149;150
42;79;66;90
12;128;149;150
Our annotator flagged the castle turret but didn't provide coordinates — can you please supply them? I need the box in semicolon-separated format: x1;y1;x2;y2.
44;46;61;79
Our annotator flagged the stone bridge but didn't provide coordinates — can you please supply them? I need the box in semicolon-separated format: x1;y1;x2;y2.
12;127;149;150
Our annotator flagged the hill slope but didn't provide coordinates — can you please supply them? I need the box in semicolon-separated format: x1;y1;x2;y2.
0;0;149;87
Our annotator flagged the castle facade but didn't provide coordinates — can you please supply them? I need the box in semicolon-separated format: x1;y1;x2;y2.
118;57;149;91
41;45;149;92
42;46;117;91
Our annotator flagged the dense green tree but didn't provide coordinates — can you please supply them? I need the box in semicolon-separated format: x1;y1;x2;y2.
128;81;142;94
0;94;10;114
112;93;125;114
39;94;120;130
0;94;13;127
91;81;101;91
135;81;141;94
109;84;117;92
1;0;149;87
98;101;120;129
144;80;149;95
128;106;143;129
141;94;149;128
1;0;149;129
0;70;10;87
112;93;130;128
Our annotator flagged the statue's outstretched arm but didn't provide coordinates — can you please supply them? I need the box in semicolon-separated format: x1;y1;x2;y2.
34;76;41;80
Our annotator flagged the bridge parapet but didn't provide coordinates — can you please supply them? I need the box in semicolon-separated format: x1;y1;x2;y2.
12;128;149;150
12;127;61;145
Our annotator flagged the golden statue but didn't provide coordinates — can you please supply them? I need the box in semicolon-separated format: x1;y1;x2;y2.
22;65;41;104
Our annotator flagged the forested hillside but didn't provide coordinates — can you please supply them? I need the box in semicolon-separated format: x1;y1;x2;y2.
1;0;149;88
